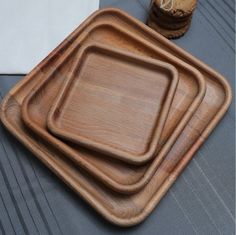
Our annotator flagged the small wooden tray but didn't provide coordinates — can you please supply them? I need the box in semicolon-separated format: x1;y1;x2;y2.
21;22;205;194
1;9;231;226
47;44;178;164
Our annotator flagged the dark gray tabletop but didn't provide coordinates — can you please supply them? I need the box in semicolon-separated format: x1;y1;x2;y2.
0;0;235;234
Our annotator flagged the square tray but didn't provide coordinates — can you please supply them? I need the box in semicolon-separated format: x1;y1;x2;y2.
47;43;178;164
20;22;205;194
0;9;231;226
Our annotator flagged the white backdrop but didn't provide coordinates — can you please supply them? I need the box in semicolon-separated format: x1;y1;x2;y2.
0;0;99;74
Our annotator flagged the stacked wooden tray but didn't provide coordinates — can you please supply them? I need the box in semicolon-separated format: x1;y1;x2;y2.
0;8;232;227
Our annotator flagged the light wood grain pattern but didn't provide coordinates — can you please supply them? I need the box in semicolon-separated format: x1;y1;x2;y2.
21;22;205;194
0;8;231;226
47;44;179;164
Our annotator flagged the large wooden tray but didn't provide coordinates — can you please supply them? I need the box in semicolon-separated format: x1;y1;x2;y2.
20;22;205;194
47;43;179;165
0;8;231;226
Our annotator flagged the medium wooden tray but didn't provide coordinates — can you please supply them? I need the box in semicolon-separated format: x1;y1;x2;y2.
20;22;205;194
47;43;179;165
0;8;231;226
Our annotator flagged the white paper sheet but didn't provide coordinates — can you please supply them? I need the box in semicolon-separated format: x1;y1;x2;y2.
0;0;99;74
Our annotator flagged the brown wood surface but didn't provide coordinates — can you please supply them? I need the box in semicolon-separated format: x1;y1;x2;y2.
0;8;232;226
20;22;205;194
47;44;179;164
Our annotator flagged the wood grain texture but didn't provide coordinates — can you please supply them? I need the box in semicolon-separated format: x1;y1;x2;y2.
47;44;179;164
21;22;205;194
0;8;232;226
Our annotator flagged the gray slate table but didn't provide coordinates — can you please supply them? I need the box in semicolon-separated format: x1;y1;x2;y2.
0;0;235;234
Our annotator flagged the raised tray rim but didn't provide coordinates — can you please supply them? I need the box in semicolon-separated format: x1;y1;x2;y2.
47;43;179;164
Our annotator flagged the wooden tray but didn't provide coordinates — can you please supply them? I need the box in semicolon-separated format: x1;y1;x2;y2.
47;43;179;165
0;8;231;226
20;22;205;194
